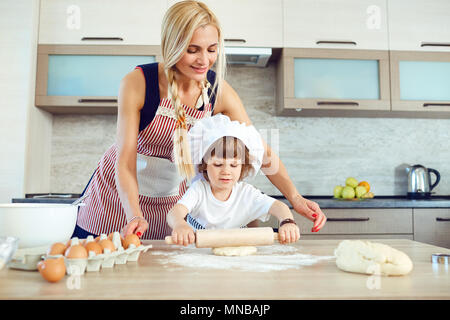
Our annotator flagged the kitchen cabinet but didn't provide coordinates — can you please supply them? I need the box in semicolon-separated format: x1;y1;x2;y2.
283;0;389;50
35;45;161;114
276;48;390;116
168;0;283;47
388;0;450;52
261;208;414;240
39;0;166;45
413;208;450;249
390;51;450;113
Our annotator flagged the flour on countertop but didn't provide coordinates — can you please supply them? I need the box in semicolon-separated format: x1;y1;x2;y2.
150;245;335;272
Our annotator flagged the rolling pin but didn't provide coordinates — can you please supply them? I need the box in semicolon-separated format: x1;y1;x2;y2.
164;227;279;248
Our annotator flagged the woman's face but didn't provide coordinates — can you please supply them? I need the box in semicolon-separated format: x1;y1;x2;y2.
206;155;242;193
175;24;219;82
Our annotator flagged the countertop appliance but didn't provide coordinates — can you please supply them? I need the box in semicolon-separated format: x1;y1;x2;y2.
406;164;440;199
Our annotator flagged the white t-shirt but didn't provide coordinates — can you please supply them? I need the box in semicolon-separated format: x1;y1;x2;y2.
178;179;276;229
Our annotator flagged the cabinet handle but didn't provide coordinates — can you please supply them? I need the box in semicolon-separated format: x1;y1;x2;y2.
224;38;246;43
327;218;370;222
421;42;450;48
316;40;357;46
436;217;450;222
317;101;359;106
423;103;450;107
78;99;118;103
81;37;124;41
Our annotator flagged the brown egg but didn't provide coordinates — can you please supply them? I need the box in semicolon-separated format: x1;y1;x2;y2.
123;234;141;249
47;242;67;255
84;241;102;255
37;257;66;283
64;244;88;259
98;239;116;253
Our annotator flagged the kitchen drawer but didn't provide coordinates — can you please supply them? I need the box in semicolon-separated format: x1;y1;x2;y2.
294;208;413;235
413;208;450;249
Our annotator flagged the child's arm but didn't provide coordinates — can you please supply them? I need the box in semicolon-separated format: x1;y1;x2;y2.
166;204;195;246
268;200;300;244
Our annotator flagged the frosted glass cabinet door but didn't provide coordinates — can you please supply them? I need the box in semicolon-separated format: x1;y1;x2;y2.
390;51;450;113
47;55;155;96
294;58;380;100
277;48;391;115
35;45;161;114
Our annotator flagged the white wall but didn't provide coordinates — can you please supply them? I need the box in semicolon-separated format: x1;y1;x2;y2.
0;0;52;203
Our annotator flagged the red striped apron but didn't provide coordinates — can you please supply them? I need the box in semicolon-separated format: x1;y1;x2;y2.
77;97;212;239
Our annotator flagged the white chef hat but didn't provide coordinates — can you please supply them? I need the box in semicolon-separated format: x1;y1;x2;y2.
188;114;265;179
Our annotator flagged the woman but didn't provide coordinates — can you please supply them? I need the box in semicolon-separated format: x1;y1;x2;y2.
72;0;326;240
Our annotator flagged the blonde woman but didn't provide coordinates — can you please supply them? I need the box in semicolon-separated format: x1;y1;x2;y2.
72;1;327;240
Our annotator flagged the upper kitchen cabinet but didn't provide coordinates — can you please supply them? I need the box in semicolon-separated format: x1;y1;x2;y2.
35;45;160;114
168;0;283;47
388;0;450;52
39;0;166;45
390;51;450;113
276;48;390;116
284;0;389;50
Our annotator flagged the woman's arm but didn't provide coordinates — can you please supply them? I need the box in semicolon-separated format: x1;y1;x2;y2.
116;69;149;237
213;80;327;232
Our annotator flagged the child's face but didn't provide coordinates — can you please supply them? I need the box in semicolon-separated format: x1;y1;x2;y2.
206;155;242;191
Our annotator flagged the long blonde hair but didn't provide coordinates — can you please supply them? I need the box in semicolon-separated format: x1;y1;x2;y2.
161;0;226;180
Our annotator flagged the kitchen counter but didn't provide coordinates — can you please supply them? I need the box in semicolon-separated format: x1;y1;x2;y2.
273;195;450;209
11;195;450;208
0;239;448;300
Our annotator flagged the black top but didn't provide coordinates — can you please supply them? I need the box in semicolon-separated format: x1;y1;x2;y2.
135;62;217;132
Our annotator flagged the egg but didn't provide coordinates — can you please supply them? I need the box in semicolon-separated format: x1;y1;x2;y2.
37;257;66;283
98;239;116;253
64;244;88;259
123;234;141;249
47;242;67;255
84;241;102;255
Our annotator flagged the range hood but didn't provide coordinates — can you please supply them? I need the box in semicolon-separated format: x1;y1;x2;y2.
224;47;272;67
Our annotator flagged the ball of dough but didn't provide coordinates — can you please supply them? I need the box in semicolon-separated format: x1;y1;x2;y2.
212;246;258;256
334;240;413;276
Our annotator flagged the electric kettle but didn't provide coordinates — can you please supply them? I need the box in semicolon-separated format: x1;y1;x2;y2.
406;164;440;199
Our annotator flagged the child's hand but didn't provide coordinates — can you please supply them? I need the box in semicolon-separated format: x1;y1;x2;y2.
278;223;300;244
171;224;195;246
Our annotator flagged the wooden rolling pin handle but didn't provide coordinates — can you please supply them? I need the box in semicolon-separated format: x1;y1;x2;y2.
274;232;279;241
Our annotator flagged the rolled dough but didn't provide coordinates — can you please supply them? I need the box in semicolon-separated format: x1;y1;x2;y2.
334;240;413;276
212;246;257;256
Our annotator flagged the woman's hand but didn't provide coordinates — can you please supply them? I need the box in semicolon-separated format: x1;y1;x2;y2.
121;216;148;238
278;223;300;244
171;224;195;246
290;194;327;233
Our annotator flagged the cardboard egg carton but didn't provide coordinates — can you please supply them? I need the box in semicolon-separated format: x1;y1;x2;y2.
46;232;152;275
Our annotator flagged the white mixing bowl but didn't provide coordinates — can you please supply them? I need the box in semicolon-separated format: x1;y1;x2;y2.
0;203;78;248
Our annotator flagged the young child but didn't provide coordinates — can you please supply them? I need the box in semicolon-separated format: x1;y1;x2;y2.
167;114;300;246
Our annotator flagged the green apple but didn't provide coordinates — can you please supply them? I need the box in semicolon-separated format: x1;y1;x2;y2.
345;177;358;188
341;186;356;199
333;185;344;198
355;186;368;198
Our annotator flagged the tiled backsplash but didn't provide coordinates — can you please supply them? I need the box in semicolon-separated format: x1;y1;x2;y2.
51;63;450;196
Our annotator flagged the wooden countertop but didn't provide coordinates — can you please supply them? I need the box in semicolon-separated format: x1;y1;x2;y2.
0;239;448;300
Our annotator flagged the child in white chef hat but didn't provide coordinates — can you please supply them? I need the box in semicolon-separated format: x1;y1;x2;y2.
167;114;300;246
